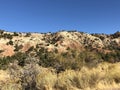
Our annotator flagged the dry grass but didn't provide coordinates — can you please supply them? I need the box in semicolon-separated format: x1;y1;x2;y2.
35;67;57;90
35;62;120;90
1;62;120;90
55;62;120;90
1;83;22;90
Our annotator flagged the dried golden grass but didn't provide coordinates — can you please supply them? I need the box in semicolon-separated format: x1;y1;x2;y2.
35;67;57;90
1;62;120;90
55;62;120;90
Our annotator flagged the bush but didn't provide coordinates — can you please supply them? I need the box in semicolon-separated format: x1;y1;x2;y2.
0;29;4;34
7;40;13;45
13;32;19;36
3;33;13;39
14;44;23;51
12;52;27;66
25;33;31;37
21;64;40;90
27;46;34;52
0;56;14;69
0;50;4;53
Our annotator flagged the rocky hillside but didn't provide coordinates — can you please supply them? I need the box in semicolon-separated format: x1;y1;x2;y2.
0;29;120;90
0;30;119;57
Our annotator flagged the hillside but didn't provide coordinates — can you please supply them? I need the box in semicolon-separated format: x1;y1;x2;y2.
0;30;119;55
0;30;120;90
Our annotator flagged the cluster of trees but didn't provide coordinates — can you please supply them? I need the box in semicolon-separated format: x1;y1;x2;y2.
111;31;120;38
92;31;120;40
0;30;19;40
0;33;13;39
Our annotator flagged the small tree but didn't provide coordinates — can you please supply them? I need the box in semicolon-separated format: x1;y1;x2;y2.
14;44;23;51
0;50;4;53
27;46;34;52
13;32;19;36
7;40;14;45
3;33;13;39
0;29;4;34
25;33;31;37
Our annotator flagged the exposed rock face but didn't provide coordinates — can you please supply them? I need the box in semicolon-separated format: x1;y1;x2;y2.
0;30;119;56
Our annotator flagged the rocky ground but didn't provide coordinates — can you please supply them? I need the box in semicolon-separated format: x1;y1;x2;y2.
0;30;119;57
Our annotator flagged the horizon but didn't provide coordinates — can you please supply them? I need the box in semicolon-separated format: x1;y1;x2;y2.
0;0;120;34
1;29;119;35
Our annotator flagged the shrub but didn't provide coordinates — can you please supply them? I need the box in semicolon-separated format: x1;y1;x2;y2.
14;44;23;51
12;52;27;66
0;29;4;34
27;46;34;52
25;32;31;37
3;33;13;39
112;31;120;38
0;56;14;69
13;32;19;36
7;40;14;45
0;50;4;53
21;64;40;90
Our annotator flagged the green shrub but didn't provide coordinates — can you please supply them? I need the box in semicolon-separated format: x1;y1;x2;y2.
3;33;13;39
7;40;13;45
27;46;34;52
0;50;4;53
0;56;14;69
14;44;23;51
13;52;27;66
13;32;19;36
0;29;4;34
25;32;31;37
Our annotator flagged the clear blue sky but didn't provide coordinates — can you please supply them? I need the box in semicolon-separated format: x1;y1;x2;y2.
0;0;120;34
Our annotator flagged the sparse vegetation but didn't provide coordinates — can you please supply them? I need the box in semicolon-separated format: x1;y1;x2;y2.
0;50;4;53
3;33;13;39
27;46;34;52
14;44;23;51
0;30;120;89
13;32;19;36
25;32;31;37
7;40;14;45
0;29;4;34
1;62;120;90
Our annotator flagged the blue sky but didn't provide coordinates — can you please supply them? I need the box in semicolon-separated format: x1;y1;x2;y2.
0;0;120;34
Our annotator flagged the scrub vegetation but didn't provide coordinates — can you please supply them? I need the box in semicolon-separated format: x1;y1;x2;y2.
0;30;120;90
